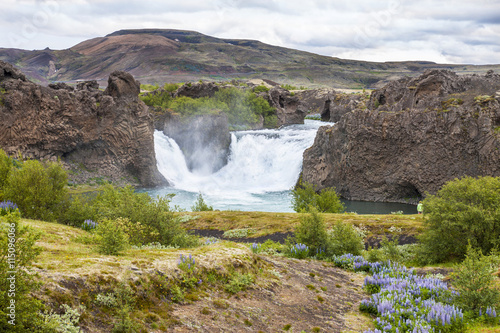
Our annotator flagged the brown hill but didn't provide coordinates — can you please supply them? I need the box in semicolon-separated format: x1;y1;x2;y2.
1;28;499;88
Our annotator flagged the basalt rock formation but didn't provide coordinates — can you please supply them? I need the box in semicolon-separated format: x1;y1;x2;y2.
174;81;219;99
302;70;500;203
162;113;231;174
0;61;165;186
321;92;368;123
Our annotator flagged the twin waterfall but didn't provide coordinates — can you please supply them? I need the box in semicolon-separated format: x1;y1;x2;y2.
152;120;325;212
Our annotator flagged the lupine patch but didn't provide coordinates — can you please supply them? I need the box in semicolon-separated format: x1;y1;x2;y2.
81;219;97;231
332;254;470;333
0;200;18;216
289;243;309;259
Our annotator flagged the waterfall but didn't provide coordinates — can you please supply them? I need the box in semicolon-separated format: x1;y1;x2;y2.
152;120;325;211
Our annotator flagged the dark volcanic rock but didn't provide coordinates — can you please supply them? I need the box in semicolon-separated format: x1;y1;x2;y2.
174;82;219;99
0;61;165;186
302;70;500;203
321;92;368;122
266;86;306;126
104;71;140;98
162;113;231;174
76;80;99;91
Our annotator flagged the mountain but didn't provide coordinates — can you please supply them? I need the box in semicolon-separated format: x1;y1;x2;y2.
1;29;499;88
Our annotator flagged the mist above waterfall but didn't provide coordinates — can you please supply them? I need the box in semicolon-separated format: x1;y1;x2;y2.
152;120;325;211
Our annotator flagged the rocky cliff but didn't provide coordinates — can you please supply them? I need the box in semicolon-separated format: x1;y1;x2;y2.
302;70;500;203
0;61;165;186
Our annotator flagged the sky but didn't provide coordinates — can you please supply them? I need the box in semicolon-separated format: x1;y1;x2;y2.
1;0;499;65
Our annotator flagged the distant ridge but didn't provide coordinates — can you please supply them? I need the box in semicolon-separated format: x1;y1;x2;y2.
1;28;499;87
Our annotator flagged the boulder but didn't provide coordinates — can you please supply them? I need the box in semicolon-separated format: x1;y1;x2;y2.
174;82;219;99
266;87;306;126
0;61;165;186
104;71;140;98
302;70;500;203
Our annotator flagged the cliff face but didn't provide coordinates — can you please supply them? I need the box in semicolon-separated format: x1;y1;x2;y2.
0;61;165;186
302;70;500;203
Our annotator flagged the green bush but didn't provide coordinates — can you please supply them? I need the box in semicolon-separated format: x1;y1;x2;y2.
141;85;277;129
3;159;67;221
281;84;297;91
294;207;328;254
95;218;129;255
252;85;269;93
191;193;213;212
291;181;344;213
0;150;15;201
326;221;364;256
61;185;198;248
451;244;500;315
0;211;50;331
225;273;254;294
417;176;500;263
163;82;180;92
140;83;159;92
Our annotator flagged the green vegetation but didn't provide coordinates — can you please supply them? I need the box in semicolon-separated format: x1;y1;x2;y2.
252;85;269;93
293;208;364;257
451;245;500;314
441;97;464;111
474;95;495;104
0;150;67;221
0;87;6;106
418;176;500;264
294;208;328;254
281;84;298;90
305;114;322;121
61;185;199;248
0;210;49;331
291;180;344;213
140;85;277;129
95;218;130;255
191;193;213;211
140;83;159;92
327;221;365;256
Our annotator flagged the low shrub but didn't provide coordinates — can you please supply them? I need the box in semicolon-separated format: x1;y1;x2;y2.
61;185;199;248
225;272;254;294
294;207;328;254
0;210;50;331
191;193;213;212
95;218;129;255
291;180;344;213
451;245;500;315
326;221;364;256
3;158;67;221
417;176;500;264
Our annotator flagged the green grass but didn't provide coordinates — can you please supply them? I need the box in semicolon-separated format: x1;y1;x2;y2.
180;211;424;238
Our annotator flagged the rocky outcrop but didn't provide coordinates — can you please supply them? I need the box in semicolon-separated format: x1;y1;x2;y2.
0;61;165;186
302;70;500;203
162;113;231;174
321;92;368;122
174;82;219;99
265;87;308;126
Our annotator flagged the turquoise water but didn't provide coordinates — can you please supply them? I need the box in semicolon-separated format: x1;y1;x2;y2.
148;120;417;214
143;187;417;214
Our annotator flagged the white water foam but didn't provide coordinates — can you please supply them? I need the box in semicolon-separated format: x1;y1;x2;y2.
152;120;326;211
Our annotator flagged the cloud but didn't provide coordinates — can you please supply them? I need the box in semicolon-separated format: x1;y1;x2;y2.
0;0;498;64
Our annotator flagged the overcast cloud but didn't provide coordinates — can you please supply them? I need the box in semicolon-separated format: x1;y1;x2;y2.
0;0;499;64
